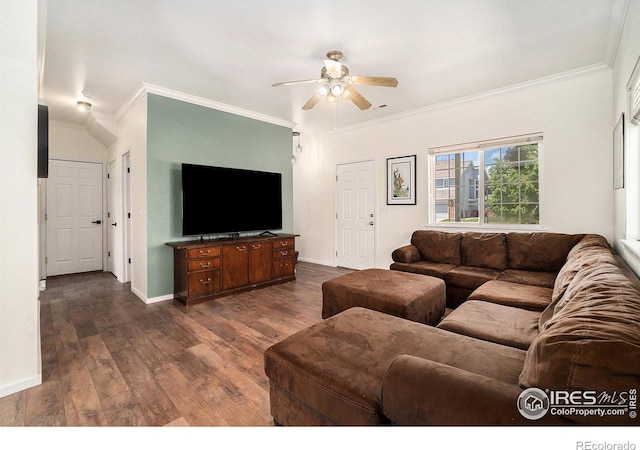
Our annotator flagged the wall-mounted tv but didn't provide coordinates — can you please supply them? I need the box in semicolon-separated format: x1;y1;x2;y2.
181;163;283;237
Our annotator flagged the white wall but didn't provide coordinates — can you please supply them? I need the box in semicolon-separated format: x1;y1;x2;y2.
49;121;109;162
294;67;614;269
613;0;640;275
0;0;42;397
109;92;148;301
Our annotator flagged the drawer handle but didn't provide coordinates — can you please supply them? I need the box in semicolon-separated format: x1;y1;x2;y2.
199;250;211;256
199;262;211;269
236;245;247;252
252;244;261;250
279;241;288;247
199;277;211;285
280;250;288;256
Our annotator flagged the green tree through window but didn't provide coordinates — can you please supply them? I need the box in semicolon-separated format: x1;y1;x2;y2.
431;139;540;226
485;145;539;224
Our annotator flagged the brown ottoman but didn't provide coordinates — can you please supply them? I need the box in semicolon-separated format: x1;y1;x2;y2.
322;268;445;325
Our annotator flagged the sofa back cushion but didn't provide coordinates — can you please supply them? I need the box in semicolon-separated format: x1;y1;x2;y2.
539;235;614;329
506;232;583;272
411;230;462;265
520;263;640;424
461;232;507;270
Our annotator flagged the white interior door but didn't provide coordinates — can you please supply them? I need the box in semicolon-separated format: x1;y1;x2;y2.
46;160;103;276
107;159;117;276
336;160;376;269
124;152;132;283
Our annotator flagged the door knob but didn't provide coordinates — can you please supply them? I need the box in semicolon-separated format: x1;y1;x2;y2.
369;221;374;226
92;220;102;224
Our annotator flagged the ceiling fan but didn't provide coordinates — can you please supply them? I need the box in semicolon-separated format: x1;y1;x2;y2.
272;50;398;111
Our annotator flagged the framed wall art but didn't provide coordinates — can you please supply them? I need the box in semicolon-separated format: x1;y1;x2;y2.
387;155;416;205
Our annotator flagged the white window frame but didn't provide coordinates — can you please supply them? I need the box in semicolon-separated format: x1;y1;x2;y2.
428;133;544;229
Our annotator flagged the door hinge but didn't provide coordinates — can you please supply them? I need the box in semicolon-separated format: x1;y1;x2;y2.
107;173;110;179
128;258;131;264
336;175;338;181
127;167;130;173
108;212;111;218
45;256;48;264
336;251;338;257
108;251;111;257
127;212;131;219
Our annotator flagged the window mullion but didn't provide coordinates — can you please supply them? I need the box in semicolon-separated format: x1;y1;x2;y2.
478;150;485;226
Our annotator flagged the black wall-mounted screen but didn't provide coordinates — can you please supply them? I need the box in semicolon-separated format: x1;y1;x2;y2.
181;163;283;237
37;104;49;178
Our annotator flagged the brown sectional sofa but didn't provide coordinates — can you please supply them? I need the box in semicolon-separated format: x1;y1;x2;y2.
390;230;586;308
264;231;640;425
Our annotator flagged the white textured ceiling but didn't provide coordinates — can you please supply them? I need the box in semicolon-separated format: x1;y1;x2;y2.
40;0;628;134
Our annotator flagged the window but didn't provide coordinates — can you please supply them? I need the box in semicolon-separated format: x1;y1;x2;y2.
430;135;541;226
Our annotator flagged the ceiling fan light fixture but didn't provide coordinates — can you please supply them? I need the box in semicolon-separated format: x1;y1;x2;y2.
329;80;344;96
317;84;329;97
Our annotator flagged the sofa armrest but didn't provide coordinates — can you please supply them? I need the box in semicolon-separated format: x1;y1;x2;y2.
391;245;421;263
381;355;565;425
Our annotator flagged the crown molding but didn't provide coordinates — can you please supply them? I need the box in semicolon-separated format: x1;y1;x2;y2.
319;63;611;137
604;0;630;67
117;83;296;129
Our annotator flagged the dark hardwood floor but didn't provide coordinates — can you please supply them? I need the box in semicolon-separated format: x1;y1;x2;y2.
0;261;352;427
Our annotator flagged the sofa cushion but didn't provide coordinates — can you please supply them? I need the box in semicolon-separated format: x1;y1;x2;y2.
444;266;502;290
506;232;583;272
437;300;540;350
411;230;462;265
551;247;615;303
461;232;507;270
264;307;526;425
497;269;557;288
391;244;421;264
519;263;640;424
468;280;552;311
390;261;457;279
566;233;612;259
542;246;617;329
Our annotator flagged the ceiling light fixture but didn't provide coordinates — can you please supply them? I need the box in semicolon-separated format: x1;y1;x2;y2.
329;79;344;96
76;100;92;111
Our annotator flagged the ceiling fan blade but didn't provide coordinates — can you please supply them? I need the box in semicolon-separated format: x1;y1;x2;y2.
272;78;324;87
323;59;342;77
302;93;322;110
345;85;372;110
347;75;398;87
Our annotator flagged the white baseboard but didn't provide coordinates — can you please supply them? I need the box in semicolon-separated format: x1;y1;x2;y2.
0;374;42;399
298;257;337;267
130;285;173;304
145;294;174;304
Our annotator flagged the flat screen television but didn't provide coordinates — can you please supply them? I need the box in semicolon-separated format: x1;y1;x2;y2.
181;163;283;237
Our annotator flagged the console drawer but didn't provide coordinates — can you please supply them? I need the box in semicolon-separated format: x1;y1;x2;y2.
188;270;221;297
274;238;295;250
187;246;221;260
188;257;221;272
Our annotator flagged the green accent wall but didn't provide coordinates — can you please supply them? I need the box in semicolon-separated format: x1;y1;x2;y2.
146;94;293;298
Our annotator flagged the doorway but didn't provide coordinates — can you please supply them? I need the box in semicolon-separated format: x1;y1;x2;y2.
335;160;376;269
46;160;103;276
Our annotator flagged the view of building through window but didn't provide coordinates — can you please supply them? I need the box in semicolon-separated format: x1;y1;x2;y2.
432;142;539;225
